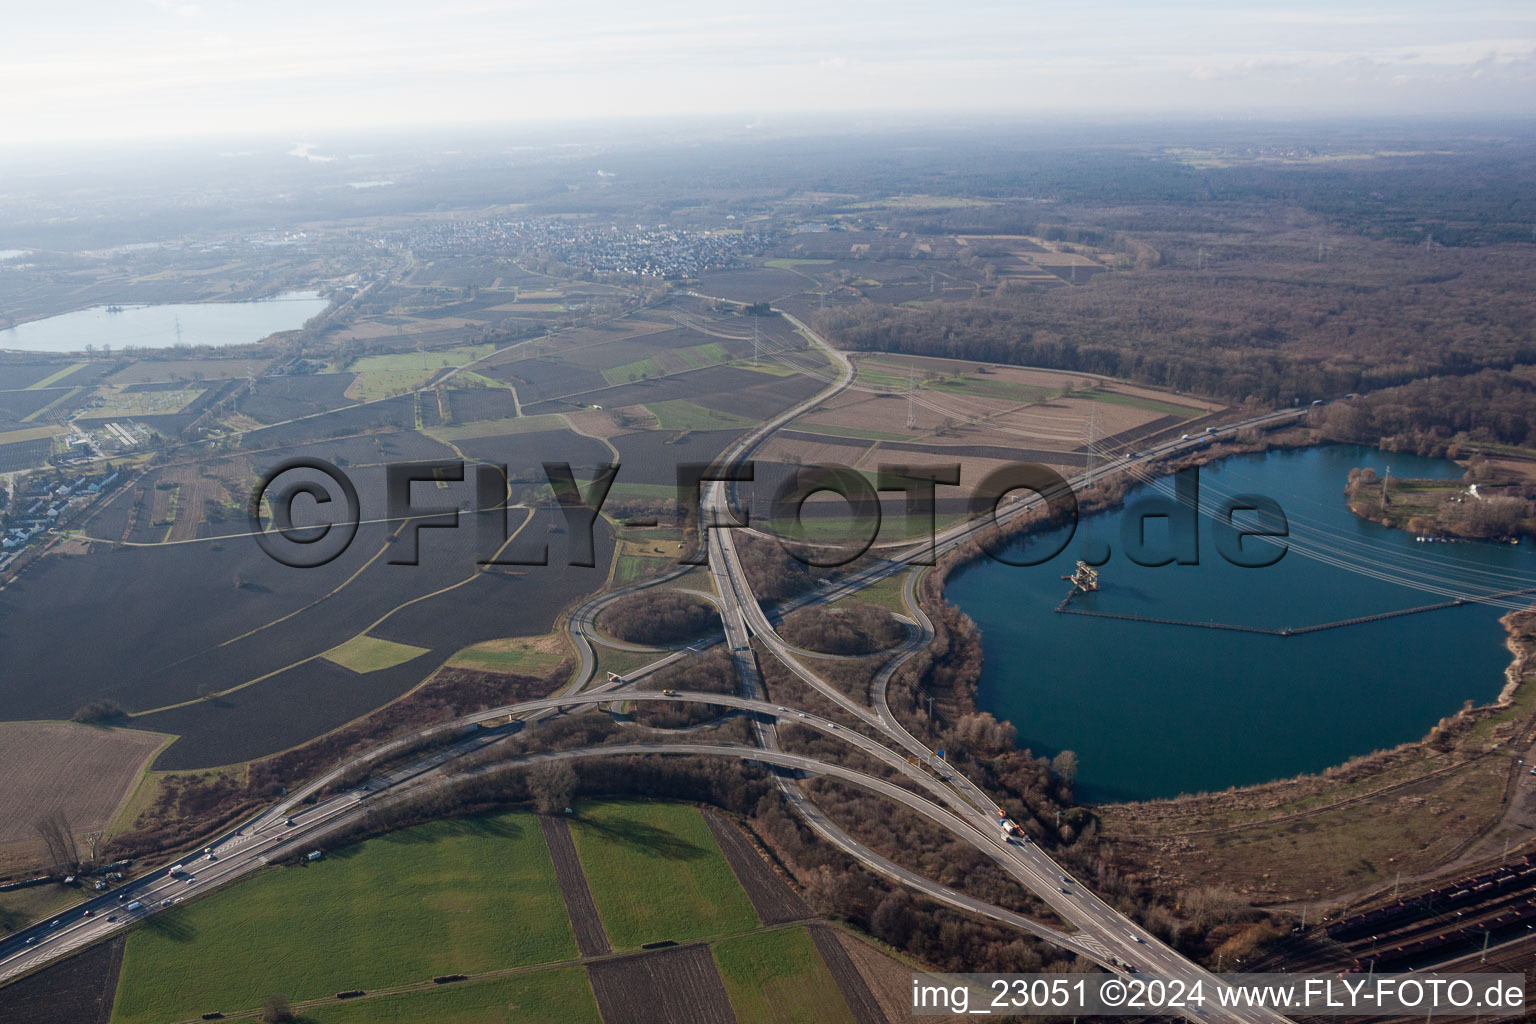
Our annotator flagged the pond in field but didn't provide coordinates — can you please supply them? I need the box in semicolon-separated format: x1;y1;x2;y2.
947;445;1536;803
0;291;328;353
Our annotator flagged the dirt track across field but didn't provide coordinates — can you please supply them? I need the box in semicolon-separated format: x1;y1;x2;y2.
539;814;611;957
587;943;737;1024
809;924;889;1024
701;807;811;925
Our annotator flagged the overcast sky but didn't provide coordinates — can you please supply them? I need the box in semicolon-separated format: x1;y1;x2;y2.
5;1;1534;143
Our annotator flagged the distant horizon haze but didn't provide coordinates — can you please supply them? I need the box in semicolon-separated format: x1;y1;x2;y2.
3;0;1533;144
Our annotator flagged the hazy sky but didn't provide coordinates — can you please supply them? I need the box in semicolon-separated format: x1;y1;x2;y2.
5;1;1534;143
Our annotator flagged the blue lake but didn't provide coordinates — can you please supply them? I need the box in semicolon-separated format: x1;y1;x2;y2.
0;291;329;354
947;445;1536;803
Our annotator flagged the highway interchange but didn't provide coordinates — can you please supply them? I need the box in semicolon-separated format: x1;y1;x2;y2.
0;307;1309;1023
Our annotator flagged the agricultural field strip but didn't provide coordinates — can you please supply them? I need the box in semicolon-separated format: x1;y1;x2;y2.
701;807;812;925
567;802;758;950
586;942;738;1024
806;923;888;1024
539;814;612;956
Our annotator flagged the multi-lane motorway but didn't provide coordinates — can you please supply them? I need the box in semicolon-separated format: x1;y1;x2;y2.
0;305;1311;1023
694;310;1303;1022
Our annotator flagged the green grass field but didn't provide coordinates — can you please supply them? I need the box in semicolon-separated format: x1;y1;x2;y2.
568;801;758;948
592;644;671;680
646;400;756;431
853;364;913;391
614;551;673;584
448;638;565;675
713;927;858;1024
349;368;437;401
348;345;497;375
110;812;576;1024
25;363;86;389
601;356;665;385
323;635;430;674
764;258;833;269
1077;389;1202;417
347;345;498;401
299;965;599;1024
0;424;66;446
832;572;912;616
676;342;727;369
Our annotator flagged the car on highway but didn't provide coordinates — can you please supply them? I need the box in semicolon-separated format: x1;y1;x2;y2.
106;915;117;923
797;712;807;718
184;876;196;884
82;909;93;917
48;919;59;928
160;899;173;907
1059;888;1071;895
23;937;35;946
1130;934;1145;943
777;706;787;711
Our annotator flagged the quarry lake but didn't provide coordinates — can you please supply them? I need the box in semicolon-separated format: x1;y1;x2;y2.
948;445;1535;804
0;291;329;353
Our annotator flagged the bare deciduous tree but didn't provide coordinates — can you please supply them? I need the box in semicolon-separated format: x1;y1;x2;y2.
261;993;294;1023
528;761;577;814
33;810;79;875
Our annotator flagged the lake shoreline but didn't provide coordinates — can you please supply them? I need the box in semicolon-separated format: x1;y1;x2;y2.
0;291;330;354
923;426;1535;814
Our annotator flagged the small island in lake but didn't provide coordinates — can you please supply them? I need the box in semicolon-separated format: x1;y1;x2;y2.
1345;460;1536;541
